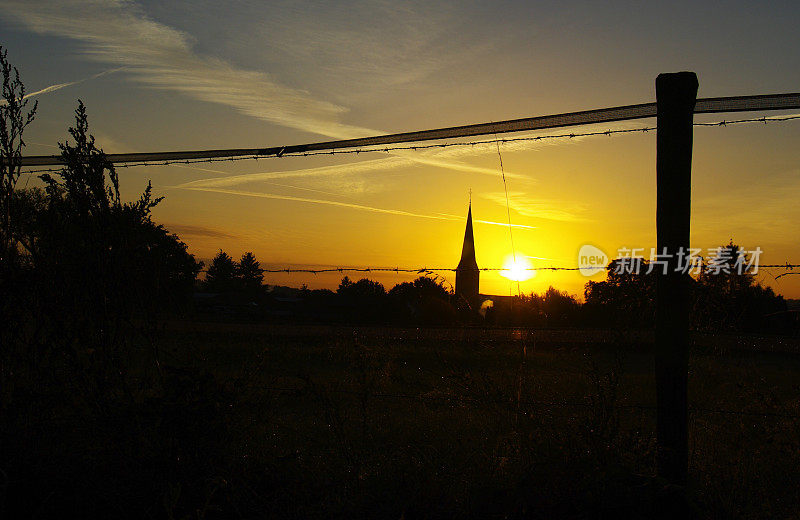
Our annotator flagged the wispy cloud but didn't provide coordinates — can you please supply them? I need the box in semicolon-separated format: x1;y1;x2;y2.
162;222;235;240
0;0;364;138
1;2;657;189
481;191;588;222
182;185;533;229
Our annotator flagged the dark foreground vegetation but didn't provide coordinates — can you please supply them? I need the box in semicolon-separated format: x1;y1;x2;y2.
5;323;800;519
2;47;799;518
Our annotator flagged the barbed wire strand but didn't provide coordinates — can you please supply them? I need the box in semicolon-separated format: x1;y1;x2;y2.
197;264;800;275
18;114;800;175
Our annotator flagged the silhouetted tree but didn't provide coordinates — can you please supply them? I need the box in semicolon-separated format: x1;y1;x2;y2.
7;186;47;261
31;101;193;313
389;275;452;302
338;277;386;298
337;275;353;293
237;251;264;293
541;286;580;325
389;275;455;325
205;250;238;293
0;99;204;444
336;276;388;323
693;242;785;332
0;45;37;264
584;258;655;328
32;101;161;324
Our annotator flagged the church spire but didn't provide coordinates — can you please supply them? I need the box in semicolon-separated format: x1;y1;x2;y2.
458;203;477;269
456;200;479;309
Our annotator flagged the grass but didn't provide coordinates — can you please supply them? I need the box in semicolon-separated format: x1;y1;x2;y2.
3;323;800;518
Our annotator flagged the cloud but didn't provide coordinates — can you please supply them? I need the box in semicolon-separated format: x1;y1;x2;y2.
181;185;534;229
2;2;660;189
0;0;364;138
0;1;532;181
162;222;235;239
481;191;587;222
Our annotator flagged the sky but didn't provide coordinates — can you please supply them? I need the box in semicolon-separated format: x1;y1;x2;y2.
2;0;799;297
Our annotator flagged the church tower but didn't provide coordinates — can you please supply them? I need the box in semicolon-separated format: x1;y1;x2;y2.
455;202;480;309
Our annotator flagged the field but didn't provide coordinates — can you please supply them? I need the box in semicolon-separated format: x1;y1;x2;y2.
8;323;800;518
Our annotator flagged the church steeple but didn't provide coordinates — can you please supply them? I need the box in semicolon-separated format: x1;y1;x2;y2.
456;201;479;309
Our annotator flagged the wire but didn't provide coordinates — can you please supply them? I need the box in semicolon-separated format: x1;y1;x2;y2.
13;93;800;169
18;113;800;175
493;131;520;296
197;264;800;275
19;126;658;174
200;266;594;274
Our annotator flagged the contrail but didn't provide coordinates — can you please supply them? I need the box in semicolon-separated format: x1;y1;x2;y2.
182;186;458;221
169;163;353;199
435;212;535;229
172;153;519;190
180;186;534;229
1;68;125;105
173;158;408;189
22;81;75;99
477;219;534;230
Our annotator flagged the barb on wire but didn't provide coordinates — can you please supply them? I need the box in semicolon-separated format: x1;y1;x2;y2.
18;113;800;175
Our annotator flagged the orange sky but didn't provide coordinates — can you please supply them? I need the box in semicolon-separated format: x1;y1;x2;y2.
2;1;799;298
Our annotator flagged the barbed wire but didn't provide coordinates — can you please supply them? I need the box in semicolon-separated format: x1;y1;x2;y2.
693;114;800;126
202;266;591;274
18;114;800;175
197;264;800;275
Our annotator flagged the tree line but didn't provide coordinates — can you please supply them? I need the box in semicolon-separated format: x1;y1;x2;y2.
198;247;789;332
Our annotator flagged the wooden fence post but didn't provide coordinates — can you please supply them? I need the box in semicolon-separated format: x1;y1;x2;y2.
655;71;697;484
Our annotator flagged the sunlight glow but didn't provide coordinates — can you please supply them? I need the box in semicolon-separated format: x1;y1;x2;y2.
500;254;536;282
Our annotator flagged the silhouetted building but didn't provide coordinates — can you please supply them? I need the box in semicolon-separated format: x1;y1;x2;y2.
456;202;480;310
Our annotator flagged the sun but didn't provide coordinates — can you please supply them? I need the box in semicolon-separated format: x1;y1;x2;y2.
500;254;536;282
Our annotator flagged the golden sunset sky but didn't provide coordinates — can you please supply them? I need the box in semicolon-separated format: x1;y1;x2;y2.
2;1;799;297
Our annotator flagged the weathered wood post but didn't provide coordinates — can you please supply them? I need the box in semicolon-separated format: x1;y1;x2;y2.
655;71;697;484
